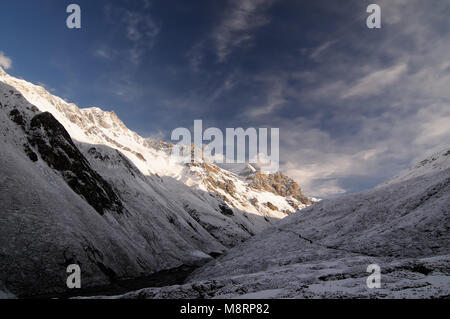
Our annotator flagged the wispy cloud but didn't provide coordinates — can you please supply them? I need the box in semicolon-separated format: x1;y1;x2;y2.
186;41;205;73
244;76;287;117
213;0;276;62
0;51;12;69
122;10;160;65
93;47;114;60
309;40;338;62
341;63;408;99
102;3;160;66
240;0;450;197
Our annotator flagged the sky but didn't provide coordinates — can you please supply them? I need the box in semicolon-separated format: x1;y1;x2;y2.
1;0;449;197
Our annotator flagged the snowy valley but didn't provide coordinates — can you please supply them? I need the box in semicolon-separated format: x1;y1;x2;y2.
0;68;311;297
0;67;448;299
97;148;450;299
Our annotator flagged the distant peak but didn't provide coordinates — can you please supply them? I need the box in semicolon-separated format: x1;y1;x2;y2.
81;106;127;130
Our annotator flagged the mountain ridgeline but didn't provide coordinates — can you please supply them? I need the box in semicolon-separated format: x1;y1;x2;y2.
0;68;312;297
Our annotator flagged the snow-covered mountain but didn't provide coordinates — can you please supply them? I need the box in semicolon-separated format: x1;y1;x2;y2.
0;68;311;297
108;148;450;299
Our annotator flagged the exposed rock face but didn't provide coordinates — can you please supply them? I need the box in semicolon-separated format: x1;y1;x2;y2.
218;204;234;216
250;170;311;205
9;109;26;128
28;112;126;216
265;202;279;211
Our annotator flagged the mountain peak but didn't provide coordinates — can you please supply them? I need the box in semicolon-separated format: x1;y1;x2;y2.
81;107;125;128
249;170;311;205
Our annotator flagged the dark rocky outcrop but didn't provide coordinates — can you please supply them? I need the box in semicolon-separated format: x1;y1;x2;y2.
28;112;126;216
23;143;38;162
9;109;26;129
219;204;234;216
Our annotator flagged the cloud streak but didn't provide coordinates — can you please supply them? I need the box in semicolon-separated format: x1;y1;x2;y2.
213;0;276;61
341;63;408;99
102;3;160;66
309;40;338;62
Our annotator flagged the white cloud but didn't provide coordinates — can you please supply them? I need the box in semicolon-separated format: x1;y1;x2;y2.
103;4;160;66
414;103;450;146
245;79;286;117
186;41;205;73
284;163;347;197
276;116;387;197
122;10;160;65
309;40;338;61
93;48;113;60
277;90;450;197
341;63;407;99
0;51;12;69
208;73;238;102
213;0;276;61
416;117;450;144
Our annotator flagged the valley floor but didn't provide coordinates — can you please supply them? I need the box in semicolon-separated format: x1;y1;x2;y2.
85;254;450;299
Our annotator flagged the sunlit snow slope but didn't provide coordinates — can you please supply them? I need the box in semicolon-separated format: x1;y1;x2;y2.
0;67;311;297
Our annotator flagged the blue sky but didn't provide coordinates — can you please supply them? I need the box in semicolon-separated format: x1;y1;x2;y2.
1;0;450;197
